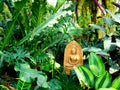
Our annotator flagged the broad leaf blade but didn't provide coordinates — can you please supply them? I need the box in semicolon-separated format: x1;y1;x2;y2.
95;71;112;89
15;63;48;87
74;66;94;88
88;52;106;77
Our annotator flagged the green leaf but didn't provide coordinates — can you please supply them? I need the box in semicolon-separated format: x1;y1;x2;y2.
89;24;106;32
98;88;116;90
17;9;69;46
55;0;66;12
103;17;114;25
31;0;47;27
88;52;106;77
0;0;4;12
95;71;112;89
106;9;120;23
0;85;9;90
16;80;31;90
48;79;62;90
111;75;120;89
74;66;94;88
1;0;29;50
14;63;48;88
83;47;102;52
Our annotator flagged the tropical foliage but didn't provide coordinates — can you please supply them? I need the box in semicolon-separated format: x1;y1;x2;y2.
0;0;120;90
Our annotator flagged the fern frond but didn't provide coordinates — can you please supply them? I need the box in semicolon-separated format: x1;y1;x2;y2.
31;0;47;27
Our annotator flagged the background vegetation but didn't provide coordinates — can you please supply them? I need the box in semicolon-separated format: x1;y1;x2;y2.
0;0;120;90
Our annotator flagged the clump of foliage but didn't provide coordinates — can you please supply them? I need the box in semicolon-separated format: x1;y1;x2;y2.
0;0;82;89
0;0;120;90
74;52;120;90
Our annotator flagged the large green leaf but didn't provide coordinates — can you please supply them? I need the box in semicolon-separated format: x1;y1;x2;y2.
103;17;114;25
14;63;48;88
88;52;106;77
95;71;112;89
74;66;94;88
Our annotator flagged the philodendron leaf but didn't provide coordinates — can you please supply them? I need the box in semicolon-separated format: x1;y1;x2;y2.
88;52;106;77
14;63;48;88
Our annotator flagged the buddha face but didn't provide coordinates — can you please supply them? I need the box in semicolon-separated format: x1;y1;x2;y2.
71;47;77;55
